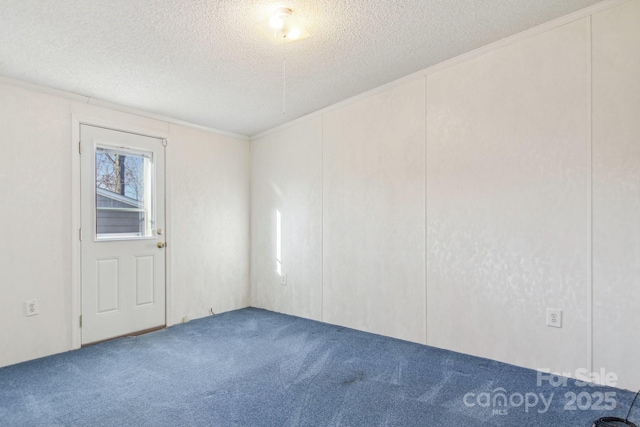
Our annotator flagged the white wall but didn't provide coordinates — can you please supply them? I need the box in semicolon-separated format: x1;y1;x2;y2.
251;118;323;320
0;82;250;368
426;18;590;373
170;124;250;323
592;0;640;391
322;80;426;343
0;84;74;367
250;0;640;391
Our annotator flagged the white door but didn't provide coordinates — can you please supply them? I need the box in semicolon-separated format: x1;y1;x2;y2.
80;124;166;345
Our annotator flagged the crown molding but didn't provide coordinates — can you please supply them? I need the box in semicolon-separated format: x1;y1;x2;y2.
0;75;250;141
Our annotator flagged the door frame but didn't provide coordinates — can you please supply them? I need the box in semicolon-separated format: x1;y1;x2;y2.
70;115;173;350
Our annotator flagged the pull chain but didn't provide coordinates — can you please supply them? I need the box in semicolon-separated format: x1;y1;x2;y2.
282;35;287;115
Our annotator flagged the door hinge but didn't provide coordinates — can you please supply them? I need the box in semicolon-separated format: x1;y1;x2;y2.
162;139;167;147
79;228;83;241
79;315;83;328
79;141;82;154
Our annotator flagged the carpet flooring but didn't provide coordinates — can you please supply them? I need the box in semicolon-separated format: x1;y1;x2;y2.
0;308;637;426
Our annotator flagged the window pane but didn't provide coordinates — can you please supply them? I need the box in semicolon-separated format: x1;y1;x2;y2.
95;147;154;239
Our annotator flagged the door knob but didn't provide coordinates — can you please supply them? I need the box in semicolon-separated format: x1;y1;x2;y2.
157;242;166;249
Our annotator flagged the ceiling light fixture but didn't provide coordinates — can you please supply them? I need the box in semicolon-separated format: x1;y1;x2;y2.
260;7;310;44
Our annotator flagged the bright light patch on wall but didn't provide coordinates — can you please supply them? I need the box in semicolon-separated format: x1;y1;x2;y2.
276;210;282;275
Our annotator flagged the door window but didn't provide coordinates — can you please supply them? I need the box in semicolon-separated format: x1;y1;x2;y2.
95;146;154;239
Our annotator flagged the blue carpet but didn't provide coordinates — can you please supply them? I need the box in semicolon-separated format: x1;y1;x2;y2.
0;307;637;426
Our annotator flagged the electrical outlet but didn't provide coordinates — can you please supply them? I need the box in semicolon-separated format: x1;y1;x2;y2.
281;274;287;285
546;308;562;328
181;316;189;323
25;299;39;317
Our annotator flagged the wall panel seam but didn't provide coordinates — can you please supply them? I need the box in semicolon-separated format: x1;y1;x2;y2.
587;14;594;377
321;114;325;322
424;75;428;346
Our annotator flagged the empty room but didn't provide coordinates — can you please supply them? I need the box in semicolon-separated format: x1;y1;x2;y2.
1;0;639;425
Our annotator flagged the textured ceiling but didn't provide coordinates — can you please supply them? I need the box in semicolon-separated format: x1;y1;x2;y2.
0;0;603;136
